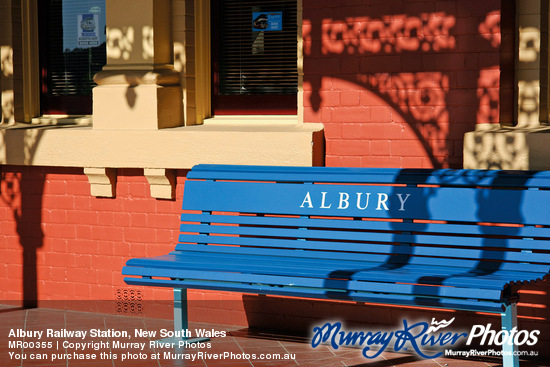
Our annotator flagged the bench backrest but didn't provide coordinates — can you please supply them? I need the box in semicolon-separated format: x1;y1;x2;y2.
179;165;550;275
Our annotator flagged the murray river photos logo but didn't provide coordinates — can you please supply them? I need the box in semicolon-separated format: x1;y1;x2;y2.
311;318;540;359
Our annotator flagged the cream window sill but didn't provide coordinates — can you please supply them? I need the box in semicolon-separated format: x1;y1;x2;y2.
0;122;324;169
30;114;93;126
204;115;299;125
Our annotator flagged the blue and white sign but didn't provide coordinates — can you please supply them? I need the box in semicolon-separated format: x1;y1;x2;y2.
252;11;282;31
77;14;99;47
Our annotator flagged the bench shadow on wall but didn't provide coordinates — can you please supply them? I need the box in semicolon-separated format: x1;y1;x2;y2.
242;171;550;361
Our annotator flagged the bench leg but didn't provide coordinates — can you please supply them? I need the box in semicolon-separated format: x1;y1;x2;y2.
173;288;210;344
501;303;519;367
153;288;209;348
173;288;188;334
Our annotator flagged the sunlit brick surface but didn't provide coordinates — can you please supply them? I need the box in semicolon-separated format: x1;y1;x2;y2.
302;0;513;168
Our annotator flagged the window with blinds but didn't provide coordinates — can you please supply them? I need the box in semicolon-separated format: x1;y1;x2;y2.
217;0;298;96
39;0;106;114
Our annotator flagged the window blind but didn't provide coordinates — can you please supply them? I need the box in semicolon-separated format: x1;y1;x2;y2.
218;0;298;95
41;0;106;97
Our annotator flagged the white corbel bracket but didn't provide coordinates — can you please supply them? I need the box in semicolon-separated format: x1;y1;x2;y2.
84;167;117;198
144;168;176;199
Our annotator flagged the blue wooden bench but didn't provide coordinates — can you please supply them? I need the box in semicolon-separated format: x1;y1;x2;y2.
122;165;550;366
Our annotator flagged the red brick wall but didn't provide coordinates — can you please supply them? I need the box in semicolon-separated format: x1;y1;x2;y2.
0;168;173;305
0;166;252;324
303;0;513;168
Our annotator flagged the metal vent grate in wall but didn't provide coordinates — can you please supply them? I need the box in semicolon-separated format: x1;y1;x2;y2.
115;289;143;315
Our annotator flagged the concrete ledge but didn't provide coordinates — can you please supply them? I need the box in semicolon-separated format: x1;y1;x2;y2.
464;125;550;170
0;123;325;169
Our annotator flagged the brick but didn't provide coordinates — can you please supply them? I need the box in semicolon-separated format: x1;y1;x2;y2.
66;180;92;196
49;210;67;224
331;107;371;123
43;195;75;210
401;156;425;168
45;252;74;267
329;77;359;92
156;229;178;246
43;223;76;239
360;55;401;73
97;212;115;226
303;57;340;74
319;90;340;107
328;139;369;156
339;156;363;167
43;238;68;252
73;254;92;268
123;199;157;214
0;249;21;263
446;90;477;106
92;226;123;242
325;156;343;167
112;242;131;257
93;197;125;212
366;156;403;168
128;182;149;199
303;107;322;123
456;70;480;89
74;196;92;211
128;242;150;257
155;195;178;211
370;140;391;156
360;90;386;106
18;208;43;223
370;106;392;122
320;107;332;123
362;122;402;139
457;0;500;17
45;180;66;195
340;90;360;106
147;214;180;229
391;138;428;157
130;213;148;228
322;122;342;139
340;56;360;73
340;123;363;139
448;106;478;123
113;212;131;227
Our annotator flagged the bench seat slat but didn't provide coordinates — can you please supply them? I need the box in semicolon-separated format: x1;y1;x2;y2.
188;165;550;189
170;248;547;285
174;251;546;285
180;213;550;239
174;242;550;274
177;233;550;269
180;223;550;251
123;276;505;313
123;259;504;301
124;251;540;289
